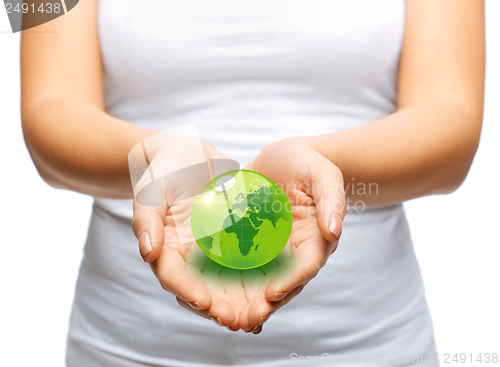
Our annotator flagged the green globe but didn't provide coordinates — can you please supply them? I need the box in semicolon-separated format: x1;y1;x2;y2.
191;170;293;269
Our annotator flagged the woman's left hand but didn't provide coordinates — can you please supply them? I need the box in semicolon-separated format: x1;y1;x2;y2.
238;138;346;334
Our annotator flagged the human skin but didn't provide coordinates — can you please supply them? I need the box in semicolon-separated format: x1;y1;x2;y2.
133;141;345;332
21;0;485;333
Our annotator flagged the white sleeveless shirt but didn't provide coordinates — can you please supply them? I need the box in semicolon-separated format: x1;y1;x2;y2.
66;1;438;366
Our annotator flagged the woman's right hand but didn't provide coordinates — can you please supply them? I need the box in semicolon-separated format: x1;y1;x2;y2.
131;139;249;330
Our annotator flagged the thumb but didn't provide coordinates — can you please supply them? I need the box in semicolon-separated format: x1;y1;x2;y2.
306;154;346;243
202;141;240;179
132;200;166;263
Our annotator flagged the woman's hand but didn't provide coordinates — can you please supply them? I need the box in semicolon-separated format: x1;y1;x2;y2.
132;139;248;330
131;136;346;333
238;138;346;333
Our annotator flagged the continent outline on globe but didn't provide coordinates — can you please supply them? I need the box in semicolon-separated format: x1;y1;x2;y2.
191;170;293;270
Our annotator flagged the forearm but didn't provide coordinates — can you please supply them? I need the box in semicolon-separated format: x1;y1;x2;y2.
22;95;156;198
306;102;482;206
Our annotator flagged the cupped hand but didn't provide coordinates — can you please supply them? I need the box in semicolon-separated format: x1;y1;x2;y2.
132;138;248;330
131;136;346;334
237;138;346;333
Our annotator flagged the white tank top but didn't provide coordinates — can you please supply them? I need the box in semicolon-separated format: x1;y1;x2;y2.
66;1;438;366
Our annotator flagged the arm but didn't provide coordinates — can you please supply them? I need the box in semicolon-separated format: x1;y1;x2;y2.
21;0;155;198
305;0;485;206
237;0;485;333
21;1;247;329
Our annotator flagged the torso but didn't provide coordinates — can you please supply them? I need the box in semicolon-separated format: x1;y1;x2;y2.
66;1;438;365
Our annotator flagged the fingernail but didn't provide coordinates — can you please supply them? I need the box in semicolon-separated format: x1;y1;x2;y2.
226;326;237;332
274;291;287;301
259;313;271;325
188;301;203;310
140;232;152;259
329;215;342;241
252;325;263;334
211;316;222;326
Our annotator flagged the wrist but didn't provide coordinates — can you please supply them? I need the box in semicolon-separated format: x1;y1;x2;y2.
276;135;334;160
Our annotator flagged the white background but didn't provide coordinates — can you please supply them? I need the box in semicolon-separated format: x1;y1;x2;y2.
1;2;499;366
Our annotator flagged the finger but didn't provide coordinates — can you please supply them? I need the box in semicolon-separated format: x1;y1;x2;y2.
239;263;278;332
264;240;328;302
177;295;237;331
155;246;212;310
243;160;257;172
219;269;247;330
177;297;211;319
132;200;166;262
201;141;240;180
178;294;239;331
208;293;238;329
243;285;306;332
239;265;276;332
239;290;269;332
203;265;238;328
241;269;265;301
306;154;346;243
219;268;249;312
252;325;263;335
238;301;252;332
270;284;306;313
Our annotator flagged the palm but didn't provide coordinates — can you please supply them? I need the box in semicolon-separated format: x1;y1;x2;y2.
155;199;250;329
133;137;345;333
132;137;249;329
237;139;345;332
141;187;331;333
